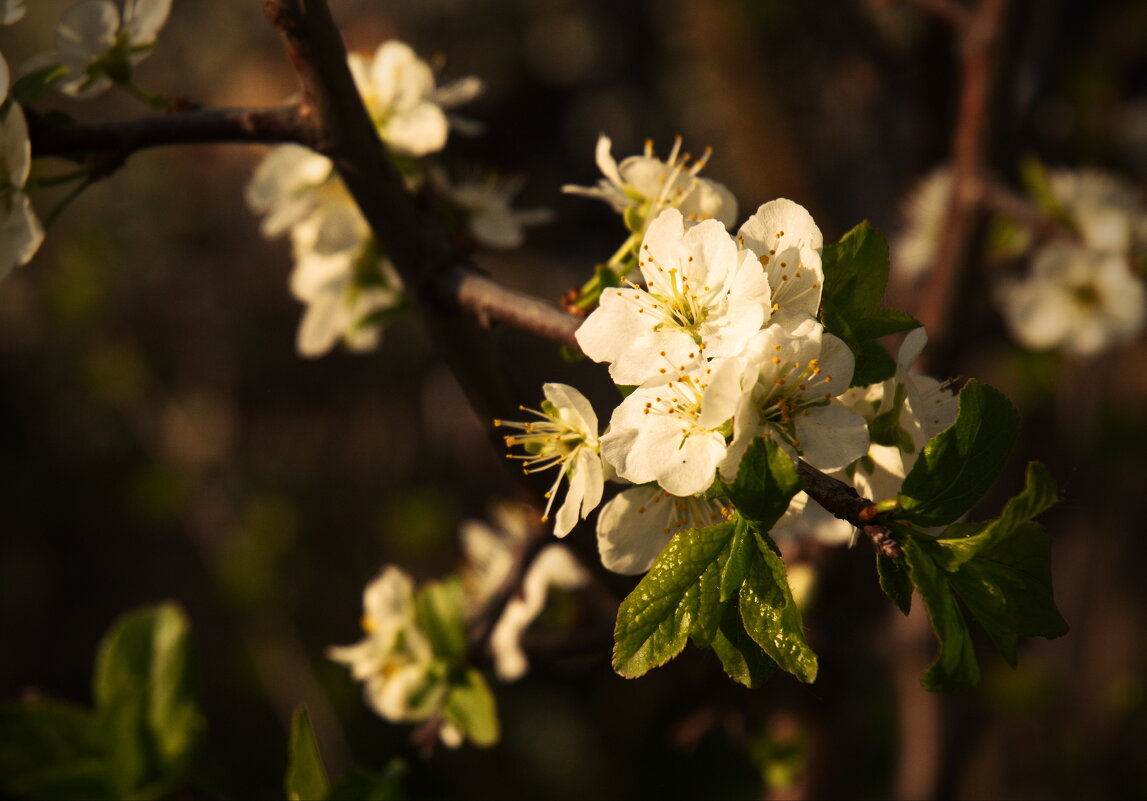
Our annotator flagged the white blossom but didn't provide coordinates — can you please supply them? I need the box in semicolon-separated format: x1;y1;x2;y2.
575;208;770;385
288;209;403;358
348;40;482;158
735;198;826;320
246;144;404;357
595;485;732;575
601;355;744;497
893;166;951;281
459;503;589;681
1047;167;1147;257
1;0;25;26
0;55;44;283
31;0;172;99
433;170;552;250
495;383;605;537
995;242;1145;356
327;566;446;725
775;328;955;545
562;134;737;234
721;313;868;480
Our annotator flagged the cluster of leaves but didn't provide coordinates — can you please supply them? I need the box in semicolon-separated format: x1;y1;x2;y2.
0;603;407;801
610;224;1068;690
411;578;500;748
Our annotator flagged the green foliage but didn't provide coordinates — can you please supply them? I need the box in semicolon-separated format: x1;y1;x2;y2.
896;463;1068;690
738;532;818;683
876;553;913;615
613;521;734;677
0;602;203;800
415;578;468;662
724;437;804;530
284;706;407;801
820;222;920;385
897;380;1020;526
443;669;500;748
327;762;407;801
11;65;70;106
614;439;814;686
286;708;330;801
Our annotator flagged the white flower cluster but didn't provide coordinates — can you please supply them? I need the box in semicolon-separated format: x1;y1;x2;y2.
895;164;1147;357
329;503;587;739
501;160;958;572
247;41;482;357
247;40;550;357
995;168;1147;356
22;0;172;99
0;45;45;283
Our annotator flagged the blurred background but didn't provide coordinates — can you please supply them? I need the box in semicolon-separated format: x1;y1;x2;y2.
2;0;1146;798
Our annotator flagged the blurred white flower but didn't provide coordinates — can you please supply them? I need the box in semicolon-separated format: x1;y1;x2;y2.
1;0;25;26
1047;167;1147;258
893;166;951;282
433;170;552;249
349;40;482;157
29;0;172;98
496;383;605;537
0;54;44;283
995;242;1145;356
459;503;589;681
246;144;404;357
562;134;737;234
288;208;403;358
327;566;446;724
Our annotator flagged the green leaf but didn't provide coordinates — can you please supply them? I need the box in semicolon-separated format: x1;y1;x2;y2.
719;520;751;603
613;522;736;677
92;602;203;798
724;437;803;530
901;536;980;690
709;602;777;688
738;533;818;683
443;669;499;747
876;552;913;615
851;338;897;387
329;761;407;801
12;64;70;106
285;707;330;801
934;463;1068;664
820;222;920;365
897;380;1020;526
414;578;467;662
0;698;109;800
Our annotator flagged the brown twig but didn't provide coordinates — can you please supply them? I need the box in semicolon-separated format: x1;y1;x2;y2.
916;0;1010;377
976;176;1078;242
28;104;315;164
795;460;902;558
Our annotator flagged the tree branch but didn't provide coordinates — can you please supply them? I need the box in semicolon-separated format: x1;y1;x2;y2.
796;460;902;558
28;104;315;164
916;0;1011;377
